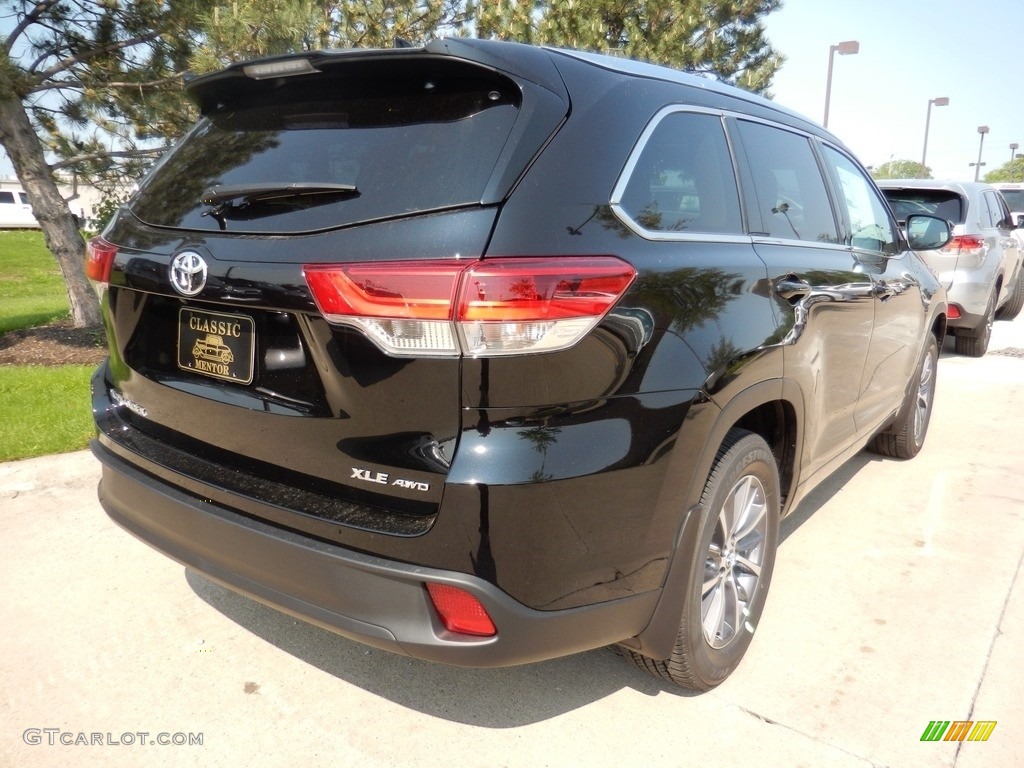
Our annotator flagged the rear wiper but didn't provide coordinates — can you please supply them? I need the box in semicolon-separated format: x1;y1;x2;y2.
200;182;358;206
199;182;360;230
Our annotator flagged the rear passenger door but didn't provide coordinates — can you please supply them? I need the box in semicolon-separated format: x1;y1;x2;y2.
730;118;875;476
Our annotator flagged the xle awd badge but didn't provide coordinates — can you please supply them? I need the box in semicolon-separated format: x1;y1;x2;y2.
170;251;208;296
351;467;430;492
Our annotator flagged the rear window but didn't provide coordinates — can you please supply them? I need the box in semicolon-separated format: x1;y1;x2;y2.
1000;189;1024;211
881;189;964;224
130;68;522;233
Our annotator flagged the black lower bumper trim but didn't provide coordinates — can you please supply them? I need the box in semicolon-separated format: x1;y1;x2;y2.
91;440;660;667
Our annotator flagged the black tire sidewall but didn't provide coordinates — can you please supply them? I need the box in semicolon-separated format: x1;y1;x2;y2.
676;432;781;688
910;335;939;452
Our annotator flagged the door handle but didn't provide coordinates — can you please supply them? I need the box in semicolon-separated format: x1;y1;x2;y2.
775;276;812;300
873;282;897;299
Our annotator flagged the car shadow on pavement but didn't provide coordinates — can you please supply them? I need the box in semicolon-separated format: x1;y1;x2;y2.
779;451;876;546
184;570;695;727
183;448;888;724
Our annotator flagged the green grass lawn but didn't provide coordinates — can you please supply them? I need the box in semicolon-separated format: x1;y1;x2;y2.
0;365;95;461
0;229;71;333
1;229;94;460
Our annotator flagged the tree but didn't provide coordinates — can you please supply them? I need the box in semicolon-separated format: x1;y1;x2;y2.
0;0;336;327
188;1;469;72
473;0;783;94
871;159;931;180
984;157;1024;183
1;0;209;327
0;0;473;327
2;0;783;329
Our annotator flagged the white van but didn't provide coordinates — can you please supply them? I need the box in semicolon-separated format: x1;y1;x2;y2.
0;186;39;228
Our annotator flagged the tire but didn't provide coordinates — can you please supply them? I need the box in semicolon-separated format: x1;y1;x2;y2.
995;269;1024;321
870;334;938;459
954;291;995;357
622;429;780;690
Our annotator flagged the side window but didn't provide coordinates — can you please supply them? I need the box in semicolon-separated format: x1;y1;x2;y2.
0;191;14;204
978;192;997;228
617;111;742;235
735;120;839;244
821;146;897;254
18;192;30;205
985;191;1010;229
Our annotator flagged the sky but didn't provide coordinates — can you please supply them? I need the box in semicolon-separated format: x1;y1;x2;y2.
2;0;1023;182
762;0;1024;179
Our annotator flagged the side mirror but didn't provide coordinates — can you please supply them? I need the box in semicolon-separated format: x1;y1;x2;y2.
905;214;952;251
1013;212;1024;228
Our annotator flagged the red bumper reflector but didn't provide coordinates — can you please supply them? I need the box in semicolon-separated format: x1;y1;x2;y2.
425;583;497;637
948;304;961;320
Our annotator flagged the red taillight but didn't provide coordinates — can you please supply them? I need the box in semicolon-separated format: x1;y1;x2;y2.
303;261;463;320
425;583;496;637
456;258;634;321
942;235;985;254
85;237;117;284
304;257;636;357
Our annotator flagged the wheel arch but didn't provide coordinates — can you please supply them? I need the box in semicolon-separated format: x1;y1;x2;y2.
623;378;804;660
932;312;947;347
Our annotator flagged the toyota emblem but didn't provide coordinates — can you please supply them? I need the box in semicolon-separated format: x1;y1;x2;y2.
170;251;208;296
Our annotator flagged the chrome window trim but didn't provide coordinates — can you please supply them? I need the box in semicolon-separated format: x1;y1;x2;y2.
732;116;845;247
610;105;751;244
748;234;852;254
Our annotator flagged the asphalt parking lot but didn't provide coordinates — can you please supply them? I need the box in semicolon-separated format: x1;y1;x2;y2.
2;319;1023;768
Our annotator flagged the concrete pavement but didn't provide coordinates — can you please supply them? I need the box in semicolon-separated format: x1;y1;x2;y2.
2;320;1023;768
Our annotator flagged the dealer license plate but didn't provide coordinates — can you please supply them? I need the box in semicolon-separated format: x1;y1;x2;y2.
177;307;255;384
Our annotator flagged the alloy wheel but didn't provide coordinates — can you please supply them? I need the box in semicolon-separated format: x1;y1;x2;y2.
701;474;769;649
912;347;935;444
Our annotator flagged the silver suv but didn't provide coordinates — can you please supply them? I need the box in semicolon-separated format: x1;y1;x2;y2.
879;180;1024;356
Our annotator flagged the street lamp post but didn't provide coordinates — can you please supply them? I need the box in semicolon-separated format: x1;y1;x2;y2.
823;40;859;129
971;126;989;182
920;97;949;177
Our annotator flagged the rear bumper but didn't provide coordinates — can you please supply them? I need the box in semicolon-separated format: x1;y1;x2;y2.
943;268;997;330
91;439;660;667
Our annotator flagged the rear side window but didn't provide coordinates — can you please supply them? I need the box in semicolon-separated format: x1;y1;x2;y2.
18;192;29;204
131;68;523;233
736;120;839;244
0;191;14;204
1000;189;1024;211
881;189;964;224
616;111;742;236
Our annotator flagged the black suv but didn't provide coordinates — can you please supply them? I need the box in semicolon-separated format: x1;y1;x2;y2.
88;39;950;690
